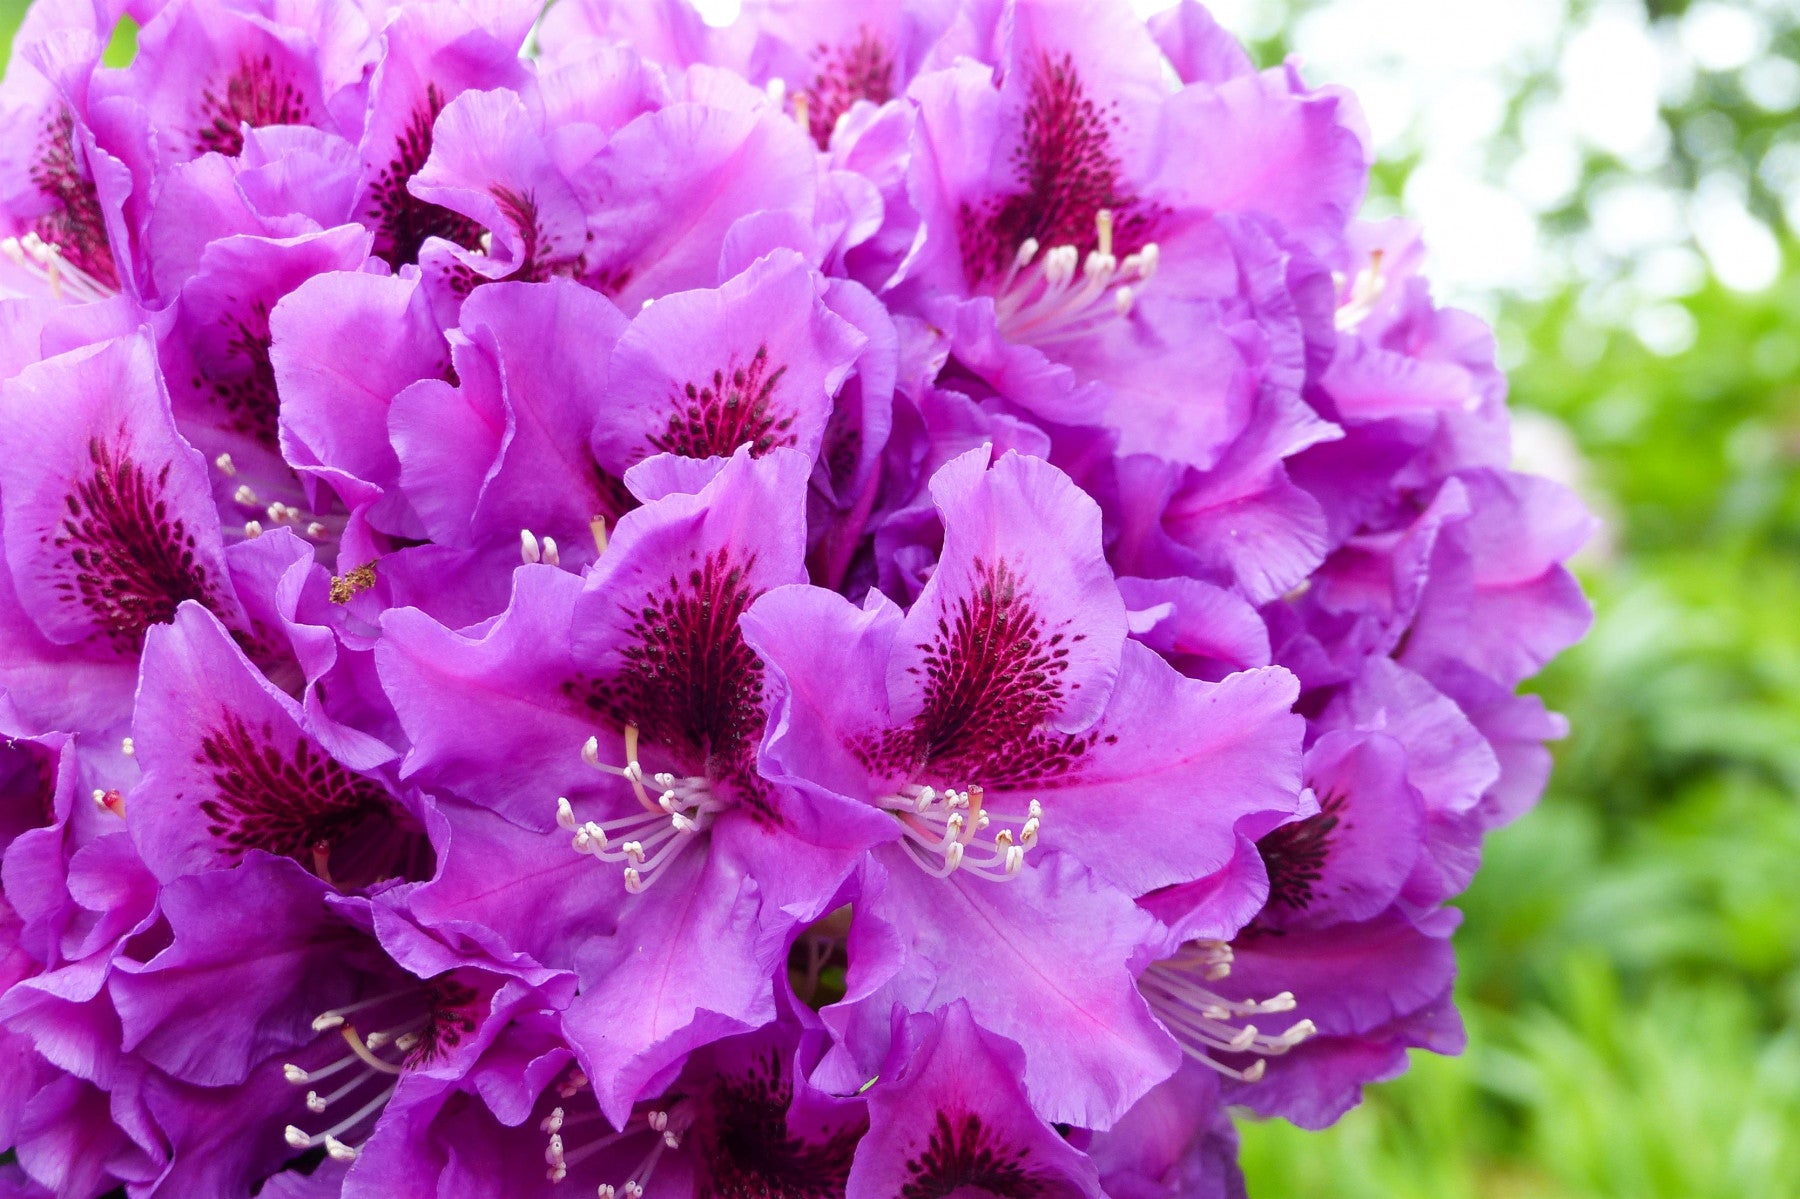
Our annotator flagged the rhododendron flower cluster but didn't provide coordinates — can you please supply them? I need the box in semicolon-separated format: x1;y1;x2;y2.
0;0;1594;1194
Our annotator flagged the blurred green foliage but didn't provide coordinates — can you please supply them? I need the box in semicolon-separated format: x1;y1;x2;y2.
1240;28;1800;1199
1;0;1796;1195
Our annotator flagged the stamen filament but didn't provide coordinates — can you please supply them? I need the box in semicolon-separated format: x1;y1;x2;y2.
311;988;415;1031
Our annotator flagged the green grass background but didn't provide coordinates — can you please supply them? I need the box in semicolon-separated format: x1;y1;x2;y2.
2;2;1796;1195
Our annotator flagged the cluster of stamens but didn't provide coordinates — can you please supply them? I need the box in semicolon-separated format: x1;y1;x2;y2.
217;454;339;542
281;990;427;1163
0;232;117;303
992;209;1158;345
875;782;1039;882
556;726;725;893
542;1070;694;1197
1139;940;1316;1083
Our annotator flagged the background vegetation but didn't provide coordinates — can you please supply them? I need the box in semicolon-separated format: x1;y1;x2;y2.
2;0;1795;1194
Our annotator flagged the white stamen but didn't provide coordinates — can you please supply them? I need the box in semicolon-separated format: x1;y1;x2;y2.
521;529;541;565
120;736;134;756
214;453;237;476
233;484;259;507
243;520;264;538
542;536;560;567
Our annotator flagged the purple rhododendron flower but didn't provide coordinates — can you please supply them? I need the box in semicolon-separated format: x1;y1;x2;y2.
0;0;1594;1194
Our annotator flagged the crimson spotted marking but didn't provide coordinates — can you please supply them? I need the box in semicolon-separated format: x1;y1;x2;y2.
806;27;896;148
648;346;796;460
700;1048;863;1197
195;55;311;157
959;53;1154;285
901;1111;1045;1199
1258;789;1349;915
369;84;486;269
29;109;118;289
55;439;222;655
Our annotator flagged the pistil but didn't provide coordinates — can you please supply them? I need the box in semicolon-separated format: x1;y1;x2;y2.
1334;249;1389;331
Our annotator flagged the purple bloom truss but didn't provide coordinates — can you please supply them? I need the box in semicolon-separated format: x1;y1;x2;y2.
0;0;1594;1195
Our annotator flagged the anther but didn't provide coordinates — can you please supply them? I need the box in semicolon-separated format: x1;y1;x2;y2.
521;529;541;565
234;484;258;507
244;520;263;538
214;452;236;476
